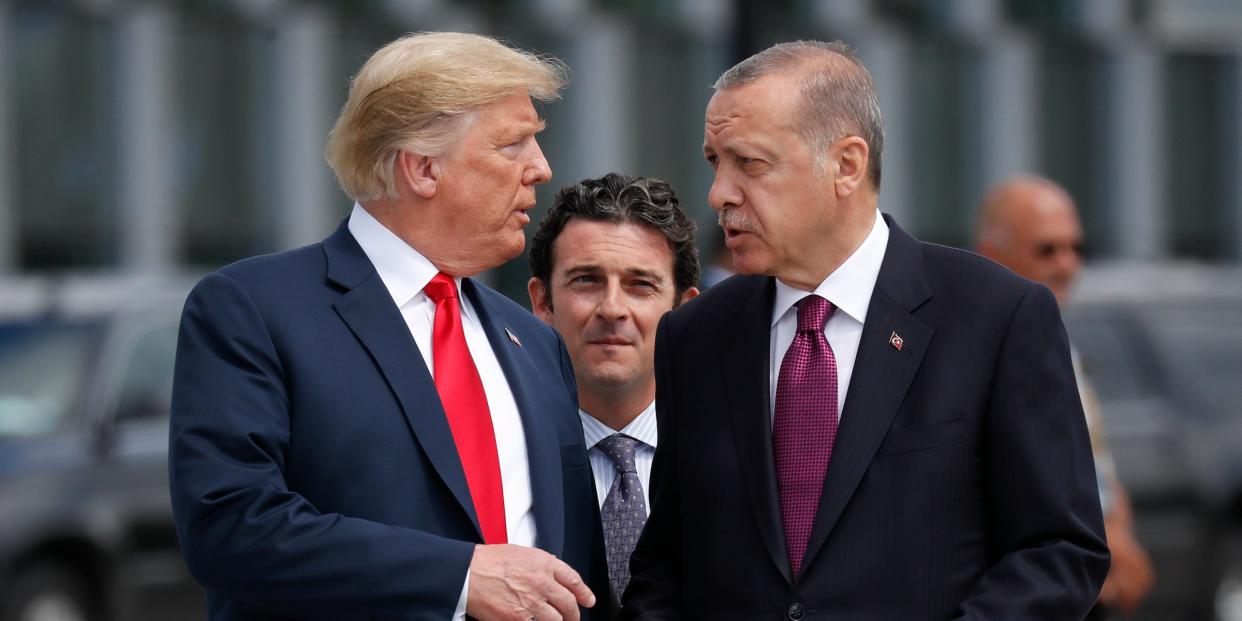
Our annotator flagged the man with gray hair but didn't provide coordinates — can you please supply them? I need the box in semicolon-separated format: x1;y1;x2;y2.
624;41;1108;619
171;32;608;620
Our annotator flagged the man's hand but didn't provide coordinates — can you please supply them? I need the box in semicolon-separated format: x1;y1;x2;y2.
466;544;596;621
1098;524;1155;616
1098;488;1155;616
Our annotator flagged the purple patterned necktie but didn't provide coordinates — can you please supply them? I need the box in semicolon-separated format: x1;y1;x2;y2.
773;295;838;578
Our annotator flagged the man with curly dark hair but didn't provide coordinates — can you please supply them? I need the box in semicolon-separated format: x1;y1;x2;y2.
528;172;700;606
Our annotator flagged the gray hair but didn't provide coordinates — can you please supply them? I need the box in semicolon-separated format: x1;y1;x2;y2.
715;40;883;189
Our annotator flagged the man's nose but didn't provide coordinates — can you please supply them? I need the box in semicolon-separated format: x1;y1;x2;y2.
525;139;552;185
596;281;629;321
1057;245;1082;275
708;170;742;213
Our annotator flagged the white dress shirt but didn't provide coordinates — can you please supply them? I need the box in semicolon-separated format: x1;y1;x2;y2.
348;204;535;620
580;402;657;513
770;210;889;420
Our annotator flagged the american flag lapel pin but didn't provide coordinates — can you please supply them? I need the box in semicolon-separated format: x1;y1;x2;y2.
505;327;522;348
888;331;904;351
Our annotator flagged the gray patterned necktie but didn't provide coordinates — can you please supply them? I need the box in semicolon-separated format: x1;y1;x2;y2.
597;433;647;602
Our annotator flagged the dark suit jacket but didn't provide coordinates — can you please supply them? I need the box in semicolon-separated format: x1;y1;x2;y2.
623;215;1109;621
169;222;610;620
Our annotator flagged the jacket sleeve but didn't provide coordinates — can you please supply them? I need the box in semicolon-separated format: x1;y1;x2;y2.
954;282;1110;619
169;272;476;620
619;314;682;620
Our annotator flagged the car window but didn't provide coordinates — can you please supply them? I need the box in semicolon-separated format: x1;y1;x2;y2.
111;320;179;424
1149;305;1242;416
1064;313;1153;402
0;321;96;436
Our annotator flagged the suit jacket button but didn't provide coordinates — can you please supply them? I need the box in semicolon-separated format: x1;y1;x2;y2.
787;603;804;620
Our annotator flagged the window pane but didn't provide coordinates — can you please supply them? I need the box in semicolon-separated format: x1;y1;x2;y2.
112;321;179;423
1165;53;1231;260
14;7;116;269
1038;38;1111;258
907;35;972;247
176;11;262;266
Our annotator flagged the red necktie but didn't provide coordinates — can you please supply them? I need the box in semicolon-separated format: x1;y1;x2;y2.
773;295;838;577
424;273;507;544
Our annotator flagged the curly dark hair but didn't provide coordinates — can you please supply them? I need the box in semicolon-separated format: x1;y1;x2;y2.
529;172;699;305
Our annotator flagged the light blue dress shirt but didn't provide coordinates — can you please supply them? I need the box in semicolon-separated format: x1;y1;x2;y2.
580;402;657;515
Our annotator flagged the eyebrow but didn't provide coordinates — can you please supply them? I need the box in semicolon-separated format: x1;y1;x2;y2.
703;138;774;160
563;265;666;282
520;118;547;137
627;268;666;282
499;118;547;143
562;265;602;280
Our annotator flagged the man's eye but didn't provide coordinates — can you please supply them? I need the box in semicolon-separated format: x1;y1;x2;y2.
503;135;529;149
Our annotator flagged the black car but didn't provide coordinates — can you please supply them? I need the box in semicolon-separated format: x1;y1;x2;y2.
1064;264;1242;621
0;277;204;621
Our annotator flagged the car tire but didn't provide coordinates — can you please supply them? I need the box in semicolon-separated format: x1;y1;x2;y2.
1;563;95;621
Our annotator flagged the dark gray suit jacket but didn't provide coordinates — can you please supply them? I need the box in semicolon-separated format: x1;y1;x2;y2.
624;215;1108;620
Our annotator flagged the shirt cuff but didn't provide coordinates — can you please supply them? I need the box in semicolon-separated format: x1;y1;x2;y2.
453;569;470;620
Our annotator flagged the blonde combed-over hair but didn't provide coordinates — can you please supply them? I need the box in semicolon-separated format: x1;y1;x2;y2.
326;32;567;202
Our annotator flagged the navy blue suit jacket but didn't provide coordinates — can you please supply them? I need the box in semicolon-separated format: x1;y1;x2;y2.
623;215;1109;620
170;222;609;620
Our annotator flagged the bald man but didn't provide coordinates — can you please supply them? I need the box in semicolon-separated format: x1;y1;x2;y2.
977;175;1156;619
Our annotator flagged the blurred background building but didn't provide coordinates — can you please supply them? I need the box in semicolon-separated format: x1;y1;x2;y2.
1;0;1241;301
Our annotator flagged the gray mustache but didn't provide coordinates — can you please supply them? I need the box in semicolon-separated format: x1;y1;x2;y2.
717;209;756;233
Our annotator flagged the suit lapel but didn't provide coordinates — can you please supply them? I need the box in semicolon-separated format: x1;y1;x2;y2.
722;276;792;583
801;216;933;575
323;223;482;541
464;280;566;559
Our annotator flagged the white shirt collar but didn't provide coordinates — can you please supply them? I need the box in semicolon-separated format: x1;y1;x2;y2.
348;203;460;307
579;401;658;450
771;210;889;327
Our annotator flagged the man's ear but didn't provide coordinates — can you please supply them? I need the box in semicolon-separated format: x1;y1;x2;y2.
677;286;700;307
395;150;439;199
831;136;870;198
527;277;554;324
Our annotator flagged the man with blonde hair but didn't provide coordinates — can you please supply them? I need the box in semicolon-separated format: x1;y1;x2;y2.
171;32;608;621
